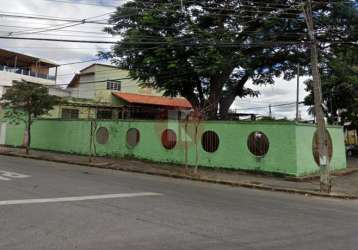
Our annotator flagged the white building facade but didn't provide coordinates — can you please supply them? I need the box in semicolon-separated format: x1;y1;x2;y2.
0;48;58;98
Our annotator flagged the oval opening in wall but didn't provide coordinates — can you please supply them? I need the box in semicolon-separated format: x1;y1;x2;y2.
161;129;177;150
127;128;140;148
247;131;269;157
96;127;109;145
201;131;220;153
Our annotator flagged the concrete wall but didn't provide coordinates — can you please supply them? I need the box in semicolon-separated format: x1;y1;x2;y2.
48;87;71;98
295;125;347;176
0;70;55;86
3;119;347;176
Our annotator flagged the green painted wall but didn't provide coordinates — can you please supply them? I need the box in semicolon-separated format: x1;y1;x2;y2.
295;125;347;176
5;122;25;147
4;119;347;176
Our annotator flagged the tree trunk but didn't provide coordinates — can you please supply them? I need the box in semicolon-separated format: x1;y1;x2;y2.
207;77;224;119
206;63;236;119
219;98;233;120
219;74;250;119
207;91;220;119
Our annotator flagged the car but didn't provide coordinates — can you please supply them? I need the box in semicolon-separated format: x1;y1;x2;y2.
346;145;358;157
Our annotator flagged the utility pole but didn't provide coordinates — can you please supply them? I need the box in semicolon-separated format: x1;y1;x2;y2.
269;104;272;118
296;64;300;121
303;0;331;193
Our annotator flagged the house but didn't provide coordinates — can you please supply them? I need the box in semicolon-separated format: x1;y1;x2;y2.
67;63;161;102
60;64;192;120
0;48;59;98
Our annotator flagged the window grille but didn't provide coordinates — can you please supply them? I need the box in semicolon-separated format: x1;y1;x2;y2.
106;81;121;91
61;109;79;119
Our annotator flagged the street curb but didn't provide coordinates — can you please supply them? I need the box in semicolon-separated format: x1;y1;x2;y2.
1;151;356;200
284;168;358;182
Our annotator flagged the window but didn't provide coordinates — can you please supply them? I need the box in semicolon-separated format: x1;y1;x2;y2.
247;131;270;157
96;127;109;145
161;129;177;150
126;128;140;148
61;108;79;119
97;110;113;120
312;129;333;166
201;131;220;153
106;81;121;91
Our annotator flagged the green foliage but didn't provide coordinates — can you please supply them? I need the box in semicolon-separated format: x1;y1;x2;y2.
304;46;358;127
1;80;62;124
3;109;26;125
0;80;63;153
103;0;358;119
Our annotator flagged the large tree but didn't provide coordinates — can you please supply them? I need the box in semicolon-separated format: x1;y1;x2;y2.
0;81;62;154
103;0;357;119
304;46;358;127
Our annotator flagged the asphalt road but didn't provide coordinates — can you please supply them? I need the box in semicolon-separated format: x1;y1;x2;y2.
0;155;358;250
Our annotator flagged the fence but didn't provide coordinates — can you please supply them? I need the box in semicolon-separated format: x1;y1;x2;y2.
0;65;56;80
3;119;347;176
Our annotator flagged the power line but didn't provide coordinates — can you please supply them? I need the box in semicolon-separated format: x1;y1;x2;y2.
43;0;301;9
57;77;131;86
0;3;305;27
0;32;307;40
0;36;116;43
59;58;106;66
0;36;297;45
43;0;122;8
1;36;355;46
235;102;305;111
55;70;197;86
2;33;115;39
0;24;110;37
9;12;114;36
57;44;170;66
0;13;108;24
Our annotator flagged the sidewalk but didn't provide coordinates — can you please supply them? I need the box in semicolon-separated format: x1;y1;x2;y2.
1;146;358;199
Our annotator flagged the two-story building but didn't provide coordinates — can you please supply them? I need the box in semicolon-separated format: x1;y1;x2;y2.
0;51;192;121
0;48;63;144
0;48;60;97
67;63;161;102
61;63;192;120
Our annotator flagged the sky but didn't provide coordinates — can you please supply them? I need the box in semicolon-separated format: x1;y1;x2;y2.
0;0;312;120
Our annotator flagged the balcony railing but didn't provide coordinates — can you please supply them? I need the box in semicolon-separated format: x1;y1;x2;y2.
0;65;56;81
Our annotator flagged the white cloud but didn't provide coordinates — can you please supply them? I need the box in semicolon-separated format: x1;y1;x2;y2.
0;0;120;83
233;77;313;120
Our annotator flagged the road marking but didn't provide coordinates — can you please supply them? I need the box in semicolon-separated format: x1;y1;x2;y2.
0;170;30;181
0;176;11;181
0;192;162;206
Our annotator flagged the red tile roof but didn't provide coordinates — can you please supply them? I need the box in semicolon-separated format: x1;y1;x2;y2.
112;92;192;109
